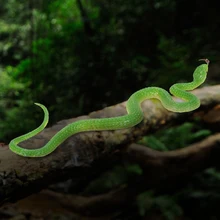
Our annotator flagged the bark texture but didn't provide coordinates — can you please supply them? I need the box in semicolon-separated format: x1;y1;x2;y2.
0;85;219;206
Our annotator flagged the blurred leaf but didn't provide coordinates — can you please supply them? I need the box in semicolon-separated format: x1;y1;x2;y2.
137;191;183;219
139;122;211;151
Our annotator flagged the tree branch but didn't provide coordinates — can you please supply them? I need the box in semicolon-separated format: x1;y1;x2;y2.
124;133;220;190
76;0;94;36
0;85;219;205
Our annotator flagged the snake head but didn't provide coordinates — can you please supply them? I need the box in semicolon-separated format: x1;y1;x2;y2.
198;58;210;65
193;59;209;84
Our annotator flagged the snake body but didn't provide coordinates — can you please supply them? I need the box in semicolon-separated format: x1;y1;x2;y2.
9;60;209;157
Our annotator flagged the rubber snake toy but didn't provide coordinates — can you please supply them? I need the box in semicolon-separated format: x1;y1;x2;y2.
9;59;209;157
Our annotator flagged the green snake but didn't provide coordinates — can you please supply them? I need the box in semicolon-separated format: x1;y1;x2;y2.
9;59;209;157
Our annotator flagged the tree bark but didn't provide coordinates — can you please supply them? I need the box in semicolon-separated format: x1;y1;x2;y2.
76;0;94;36
0;85;219;205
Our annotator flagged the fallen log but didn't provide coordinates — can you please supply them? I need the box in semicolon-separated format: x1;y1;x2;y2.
0;85;219;205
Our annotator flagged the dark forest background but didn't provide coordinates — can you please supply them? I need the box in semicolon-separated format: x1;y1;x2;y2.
1;0;219;142
0;0;220;219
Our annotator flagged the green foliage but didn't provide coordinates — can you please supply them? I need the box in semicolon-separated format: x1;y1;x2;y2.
1;0;218;143
84;164;142;194
0;66;35;140
183;168;220;201
136;191;183;220
147;34;194;89
0;0;32;64
173;167;220;219
136;168;220;219
139;122;211;151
